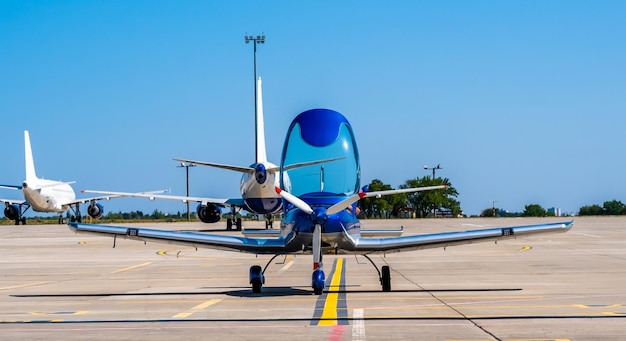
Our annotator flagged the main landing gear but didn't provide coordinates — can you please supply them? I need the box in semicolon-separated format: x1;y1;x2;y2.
226;206;242;230
265;213;274;229
68;203;82;223
361;254;392;292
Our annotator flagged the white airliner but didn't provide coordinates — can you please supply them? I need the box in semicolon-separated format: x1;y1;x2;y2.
0;131;152;225
84;77;338;230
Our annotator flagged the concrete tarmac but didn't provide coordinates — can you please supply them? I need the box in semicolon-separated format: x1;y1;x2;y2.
1;217;625;340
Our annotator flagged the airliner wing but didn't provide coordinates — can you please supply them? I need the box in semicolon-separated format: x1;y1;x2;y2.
68;222;290;254
173;158;254;174
81;189;238;207
350;220;573;254
0;197;26;206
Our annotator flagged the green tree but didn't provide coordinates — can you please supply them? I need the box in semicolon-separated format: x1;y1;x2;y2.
400;176;460;218
603;200;625;215
360;179;395;218
579;204;603;216
523;204;546;217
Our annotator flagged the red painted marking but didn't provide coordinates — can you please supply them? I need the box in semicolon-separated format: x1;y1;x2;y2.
327;325;344;340
275;186;282;194
314;262;319;270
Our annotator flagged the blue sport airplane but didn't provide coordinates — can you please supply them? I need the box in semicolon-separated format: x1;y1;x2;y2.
68;108;573;295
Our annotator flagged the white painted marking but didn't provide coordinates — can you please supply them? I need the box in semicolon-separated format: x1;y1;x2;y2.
352;308;365;341
572;232;602;238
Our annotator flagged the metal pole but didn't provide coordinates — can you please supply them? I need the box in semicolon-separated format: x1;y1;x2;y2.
178;162;195;222
245;34;265;161
185;165;190;222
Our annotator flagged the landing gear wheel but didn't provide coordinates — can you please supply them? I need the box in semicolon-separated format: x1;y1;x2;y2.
226;218;233;230
249;265;264;294
381;265;391;292
312;269;325;295
236;217;242;230
21;218;26;225
252;281;262;294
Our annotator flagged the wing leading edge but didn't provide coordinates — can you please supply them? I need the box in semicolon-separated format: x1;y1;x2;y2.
68;222;294;254
349;220;573;254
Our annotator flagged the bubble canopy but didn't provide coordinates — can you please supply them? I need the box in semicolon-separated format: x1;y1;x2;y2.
280;109;360;197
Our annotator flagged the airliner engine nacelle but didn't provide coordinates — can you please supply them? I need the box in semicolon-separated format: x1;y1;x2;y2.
4;204;19;220
197;203;221;223
87;203;104;219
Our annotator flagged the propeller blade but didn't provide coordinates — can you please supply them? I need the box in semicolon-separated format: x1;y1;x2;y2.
326;192;367;215
275;187;314;214
325;185;447;215
363;185;447;198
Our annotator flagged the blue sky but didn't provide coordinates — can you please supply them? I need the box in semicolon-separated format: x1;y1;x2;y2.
1;1;625;217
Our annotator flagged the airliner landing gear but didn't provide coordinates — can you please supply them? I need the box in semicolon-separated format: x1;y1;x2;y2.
226;217;242;230
362;255;392;292
226;206;242;230
69;204;82;224
265;214;274;229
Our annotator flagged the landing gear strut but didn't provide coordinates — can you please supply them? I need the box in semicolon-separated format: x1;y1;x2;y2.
69;203;82;223
265;214;274;229
311;223;325;295
361;255;392;292
226;206;242;230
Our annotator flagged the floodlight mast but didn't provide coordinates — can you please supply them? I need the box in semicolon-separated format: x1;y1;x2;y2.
244;34;266;162
423;164;442;179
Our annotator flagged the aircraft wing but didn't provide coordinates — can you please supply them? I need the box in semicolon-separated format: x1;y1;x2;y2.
349;220;573;254
173;158;254;174
68;222;291;254
0;184;24;205
81;189;241;207
0;184;22;190
0;197;27;206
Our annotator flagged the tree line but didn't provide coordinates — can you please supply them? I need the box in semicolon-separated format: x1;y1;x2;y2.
578;200;626;216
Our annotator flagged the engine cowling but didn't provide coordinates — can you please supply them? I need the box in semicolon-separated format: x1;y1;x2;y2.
197;203;221;223
87;203;104;219
4;204;19;220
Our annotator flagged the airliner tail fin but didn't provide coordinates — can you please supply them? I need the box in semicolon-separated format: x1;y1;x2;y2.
24;130;37;182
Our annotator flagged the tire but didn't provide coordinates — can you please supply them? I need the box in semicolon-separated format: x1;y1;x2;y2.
381;265;391;292
252;281;262;294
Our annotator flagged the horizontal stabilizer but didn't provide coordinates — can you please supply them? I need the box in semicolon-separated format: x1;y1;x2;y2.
173;158;254;174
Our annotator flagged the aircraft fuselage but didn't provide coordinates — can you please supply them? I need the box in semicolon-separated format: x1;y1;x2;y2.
240;161;282;215
22;180;75;213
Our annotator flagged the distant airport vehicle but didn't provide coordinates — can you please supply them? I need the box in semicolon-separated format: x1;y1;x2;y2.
0;131;137;225
69;108;573;295
84;78;338;230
